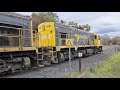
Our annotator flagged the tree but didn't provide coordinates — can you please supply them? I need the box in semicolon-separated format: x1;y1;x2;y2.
78;24;90;31
101;34;111;45
68;21;91;32
60;20;65;23
48;12;59;22
68;21;78;28
78;25;83;30
85;24;90;31
31;12;59;30
111;36;120;45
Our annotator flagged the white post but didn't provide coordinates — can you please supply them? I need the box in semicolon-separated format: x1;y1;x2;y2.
69;47;72;74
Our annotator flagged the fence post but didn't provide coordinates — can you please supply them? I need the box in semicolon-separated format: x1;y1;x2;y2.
78;53;83;73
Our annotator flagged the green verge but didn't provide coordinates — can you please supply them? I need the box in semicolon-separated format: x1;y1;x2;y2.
82;52;120;78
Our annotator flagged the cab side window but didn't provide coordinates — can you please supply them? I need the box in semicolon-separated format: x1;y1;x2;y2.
95;35;97;39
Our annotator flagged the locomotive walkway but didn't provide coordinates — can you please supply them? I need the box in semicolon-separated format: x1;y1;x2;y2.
1;45;117;78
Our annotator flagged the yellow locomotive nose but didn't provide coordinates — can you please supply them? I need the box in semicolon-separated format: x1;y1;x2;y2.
38;22;56;47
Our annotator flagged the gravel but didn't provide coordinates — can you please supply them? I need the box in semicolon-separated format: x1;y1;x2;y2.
1;45;118;78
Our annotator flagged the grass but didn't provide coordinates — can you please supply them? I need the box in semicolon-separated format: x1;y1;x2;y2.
65;46;120;78
82;52;120;78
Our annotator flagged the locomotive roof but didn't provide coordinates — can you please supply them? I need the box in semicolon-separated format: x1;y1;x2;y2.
0;12;31;20
55;23;93;34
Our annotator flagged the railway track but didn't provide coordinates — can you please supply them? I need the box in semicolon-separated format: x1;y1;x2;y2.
0;45;117;78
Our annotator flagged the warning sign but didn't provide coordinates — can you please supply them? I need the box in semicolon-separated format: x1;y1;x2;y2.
66;39;73;47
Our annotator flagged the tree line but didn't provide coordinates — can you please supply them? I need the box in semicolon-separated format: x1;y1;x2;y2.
31;12;90;31
101;34;120;46
31;12;59;30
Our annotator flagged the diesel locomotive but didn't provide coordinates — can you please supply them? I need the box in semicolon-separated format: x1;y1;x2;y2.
0;12;102;74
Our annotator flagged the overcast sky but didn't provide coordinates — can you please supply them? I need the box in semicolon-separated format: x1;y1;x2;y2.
17;12;120;38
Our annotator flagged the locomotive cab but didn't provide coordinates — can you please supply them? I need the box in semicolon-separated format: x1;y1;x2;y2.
94;33;101;46
94;33;103;52
37;22;58;65
38;22;56;47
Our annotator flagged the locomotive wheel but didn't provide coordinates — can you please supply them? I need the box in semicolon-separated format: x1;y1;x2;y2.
43;56;51;66
74;51;78;58
51;57;58;64
73;51;77;58
71;52;74;60
58;53;62;62
54;57;59;63
95;49;97;53
58;52;65;62
100;47;103;52
43;60;51;66
63;52;67;60
83;49;87;57
65;52;69;60
95;48;99;54
5;69;14;75
93;48;96;54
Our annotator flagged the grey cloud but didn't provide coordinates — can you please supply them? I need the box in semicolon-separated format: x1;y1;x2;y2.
17;12;120;37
